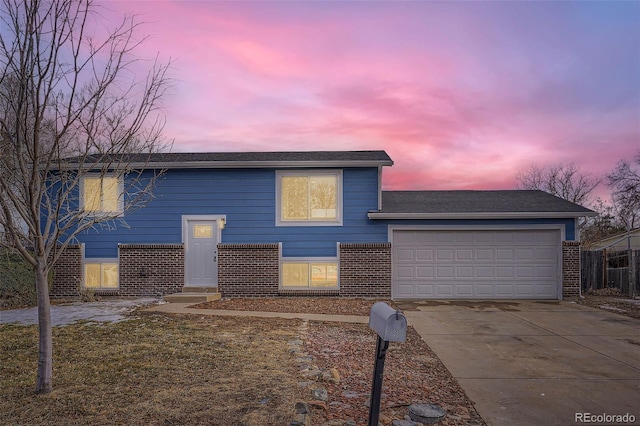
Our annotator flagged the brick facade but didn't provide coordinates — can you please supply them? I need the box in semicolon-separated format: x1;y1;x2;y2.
339;242;392;297
218;243;280;297
50;244;83;298
562;241;581;298
118;244;184;296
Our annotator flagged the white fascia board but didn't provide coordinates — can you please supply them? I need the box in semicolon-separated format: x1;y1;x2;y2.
368;211;598;219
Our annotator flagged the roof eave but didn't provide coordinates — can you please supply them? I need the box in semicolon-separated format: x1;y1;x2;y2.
367;211;598;220
57;159;394;170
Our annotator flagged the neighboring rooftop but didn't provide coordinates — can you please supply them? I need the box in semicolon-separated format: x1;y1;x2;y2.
369;190;597;219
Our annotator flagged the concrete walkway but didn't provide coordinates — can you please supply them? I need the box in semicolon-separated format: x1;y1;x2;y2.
0;299;369;326
397;300;640;426
0;298;161;326
145;302;369;323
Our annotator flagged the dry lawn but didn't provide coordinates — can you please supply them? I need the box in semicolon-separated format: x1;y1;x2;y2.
0;313;301;426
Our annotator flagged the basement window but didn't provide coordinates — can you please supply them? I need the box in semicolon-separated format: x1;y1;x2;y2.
281;260;338;288
84;260;119;289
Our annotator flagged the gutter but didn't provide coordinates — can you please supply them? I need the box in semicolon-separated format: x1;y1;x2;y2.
367;211;598;220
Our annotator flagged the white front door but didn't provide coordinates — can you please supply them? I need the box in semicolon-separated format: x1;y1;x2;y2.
184;219;219;287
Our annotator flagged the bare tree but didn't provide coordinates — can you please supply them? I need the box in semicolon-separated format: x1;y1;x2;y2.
0;0;171;393
607;152;640;230
515;163;601;206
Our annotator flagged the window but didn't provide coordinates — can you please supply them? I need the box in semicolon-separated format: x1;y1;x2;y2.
277;171;342;226
281;261;338;288
84;261;119;289
81;175;123;215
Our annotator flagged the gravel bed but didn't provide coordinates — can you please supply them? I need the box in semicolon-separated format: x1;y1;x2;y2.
303;322;485;426
193;297;485;425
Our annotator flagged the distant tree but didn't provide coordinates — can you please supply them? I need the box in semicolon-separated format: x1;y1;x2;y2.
607;151;640;230
515;163;601;206
0;0;171;393
580;198;626;245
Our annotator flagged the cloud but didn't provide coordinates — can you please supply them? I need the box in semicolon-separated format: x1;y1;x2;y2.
98;0;639;200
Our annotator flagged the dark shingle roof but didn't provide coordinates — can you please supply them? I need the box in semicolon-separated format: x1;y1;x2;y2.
63;150;393;168
371;190;595;218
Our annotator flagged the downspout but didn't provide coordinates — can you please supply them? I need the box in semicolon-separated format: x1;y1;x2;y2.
377;166;382;211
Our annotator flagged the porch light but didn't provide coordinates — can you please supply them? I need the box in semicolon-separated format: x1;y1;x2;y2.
219;217;226;230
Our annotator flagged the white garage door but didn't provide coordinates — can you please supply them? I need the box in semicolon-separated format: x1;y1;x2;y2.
392;229;560;299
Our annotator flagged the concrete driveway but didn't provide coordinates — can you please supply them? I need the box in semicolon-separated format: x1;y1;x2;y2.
397;300;640;426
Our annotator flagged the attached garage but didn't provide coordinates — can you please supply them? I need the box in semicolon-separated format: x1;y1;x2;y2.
391;228;561;299
368;190;597;300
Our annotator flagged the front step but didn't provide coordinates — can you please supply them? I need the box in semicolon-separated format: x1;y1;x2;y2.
164;287;221;303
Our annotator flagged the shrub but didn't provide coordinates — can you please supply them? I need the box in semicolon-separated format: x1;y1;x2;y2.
0;249;36;309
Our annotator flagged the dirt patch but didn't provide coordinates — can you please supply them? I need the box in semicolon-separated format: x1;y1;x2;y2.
397;300;522;312
574;295;640;320
193;297;397;317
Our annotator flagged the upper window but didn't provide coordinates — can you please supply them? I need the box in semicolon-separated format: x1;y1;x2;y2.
81;175;123;215
276;170;342;226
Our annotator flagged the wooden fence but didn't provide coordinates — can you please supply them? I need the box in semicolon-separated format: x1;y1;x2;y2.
581;249;640;296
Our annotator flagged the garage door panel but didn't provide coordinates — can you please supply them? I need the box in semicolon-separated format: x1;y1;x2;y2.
516;248;535;261
415;284;434;296
476;284;494;296
416;266;434;278
436;249;454;260
396;266;415;278
496;284;515;295
416;249;434;261
476;249;495;261
392;229;560;299
436;266;454;278
516;266;535;278
535;247;557;261
496;266;514;278
474;233;495;244
477;266;494;278
536;266;555;278
456;249;474;260
395;248;415;261
496;249;514;260
456;266;474;278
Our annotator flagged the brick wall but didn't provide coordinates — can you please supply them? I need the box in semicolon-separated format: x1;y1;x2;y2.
339;242;392;298
562;241;581;298
218;243;280;297
50;245;83;298
118;244;184;296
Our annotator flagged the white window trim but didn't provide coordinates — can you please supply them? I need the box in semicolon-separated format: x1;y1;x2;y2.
79;174;124;217
83;258;119;289
275;170;343;227
279;256;340;290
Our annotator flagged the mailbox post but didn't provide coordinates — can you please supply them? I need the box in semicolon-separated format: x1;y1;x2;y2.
368;302;407;426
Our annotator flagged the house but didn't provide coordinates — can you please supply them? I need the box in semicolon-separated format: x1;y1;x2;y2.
584;228;640;251
50;150;596;300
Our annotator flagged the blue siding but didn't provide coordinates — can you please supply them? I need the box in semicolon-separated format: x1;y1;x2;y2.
71;166;578;259
78;167;388;258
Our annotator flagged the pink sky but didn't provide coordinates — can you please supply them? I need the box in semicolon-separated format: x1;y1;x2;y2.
100;1;639;203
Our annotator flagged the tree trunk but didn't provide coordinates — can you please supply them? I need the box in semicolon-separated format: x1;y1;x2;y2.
35;260;53;393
